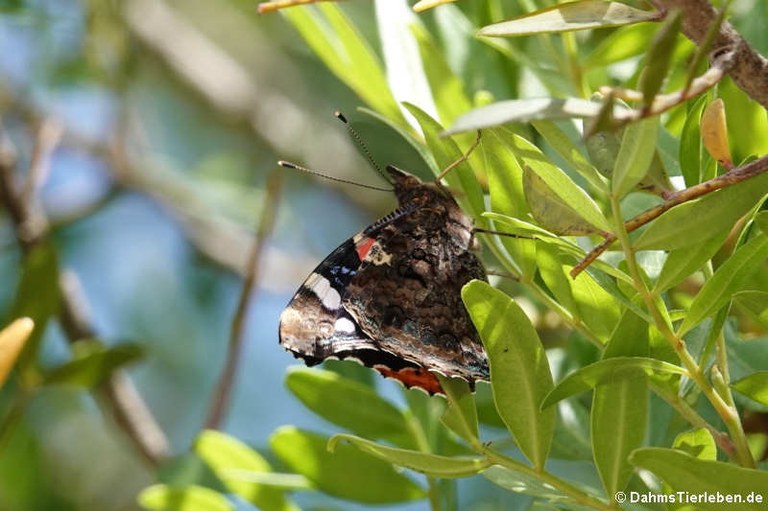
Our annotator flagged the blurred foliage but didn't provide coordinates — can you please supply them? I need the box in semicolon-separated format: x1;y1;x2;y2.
0;0;768;510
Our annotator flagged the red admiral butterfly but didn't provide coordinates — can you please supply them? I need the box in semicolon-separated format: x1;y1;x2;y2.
279;130;489;394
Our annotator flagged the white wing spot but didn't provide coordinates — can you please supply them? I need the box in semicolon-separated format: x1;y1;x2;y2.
334;317;357;335
307;273;342;310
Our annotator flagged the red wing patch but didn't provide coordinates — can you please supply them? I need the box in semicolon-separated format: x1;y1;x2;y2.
355;236;376;260
374;366;442;395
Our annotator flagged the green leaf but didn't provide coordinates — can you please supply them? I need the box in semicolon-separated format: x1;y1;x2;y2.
569;270;623;342
638;10;682;109
11;243;60;371
542;357;687;409
592;310;649;497
734;291;768;329
411;22;471;126
374;0;436;120
630;448;768;511
611;117;659;198
672;428;716;460
285;367;413;447
404;103;485;219
195;430;297;511
731;371;768;406
270;426;425;504
634;171;768;250
477;1;659;37
523;166;600;235
437;374;479;444
282;4;404;124
481;129;537;278
482;465;571;500
531;120;607;193
507;134;612;234
585;23;659;68
462;281;555;469
329;434;490;477
653;228;729;292
446;98;629;134
43;343;144;388
677;233;768;336
137;485;233;511
679;95;709;186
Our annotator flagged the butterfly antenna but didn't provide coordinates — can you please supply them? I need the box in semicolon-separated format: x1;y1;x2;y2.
334;111;392;185
278;160;392;192
436;130;482;182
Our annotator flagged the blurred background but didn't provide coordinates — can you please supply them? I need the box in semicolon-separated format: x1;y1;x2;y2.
0;0;766;510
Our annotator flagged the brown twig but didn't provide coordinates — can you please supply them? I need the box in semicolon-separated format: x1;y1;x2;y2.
0;121;170;466
571;153;768;277
648;0;768;110
204;169;283;429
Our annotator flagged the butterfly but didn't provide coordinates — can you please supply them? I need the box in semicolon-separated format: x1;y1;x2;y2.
278;159;490;394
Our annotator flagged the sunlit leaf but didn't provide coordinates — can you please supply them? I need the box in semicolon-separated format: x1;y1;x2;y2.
270;427;425;503
195;430;297;511
731;372;768;406
679;89;710;186
286;367;413;447
0;318;34;388
507;134;612;234
701;98;733;168
462;281;555;469
672;428;716;460
524;167;600;235
446;98;629;134
634;171;768;250
630;448;768;511
138;485;233;511
653;228;729;292
592;310;648;497
329;433;490;477
612;117;659;198
677;232;768;336
477;1;659;37
542;357;686;409
437;374;479;444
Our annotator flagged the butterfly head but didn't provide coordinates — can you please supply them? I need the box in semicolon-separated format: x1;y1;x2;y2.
385;165;456;209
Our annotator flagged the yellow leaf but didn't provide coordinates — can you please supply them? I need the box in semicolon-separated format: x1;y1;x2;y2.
0;318;34;387
701;98;733;169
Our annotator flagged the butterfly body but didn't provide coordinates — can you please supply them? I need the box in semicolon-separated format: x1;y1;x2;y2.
279;165;489;393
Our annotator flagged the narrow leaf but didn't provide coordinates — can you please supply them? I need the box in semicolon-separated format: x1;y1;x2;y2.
592;310;649;497
639;10;682;109
447;98;629;134
532;120;607;192
462;281;555;469
672;428;716;460
286;367;413;447
612;117;659;198
270;427;425;504
138;485;233;511
679;95;709;186
542;357;686;409
477;1;659;37
330;434;490;477
678;233;768;336
731;371;768;406
653;228;729;292
195;430;296;511
630;448;768;511
437;374;479;444
508;134;612;233
634;171;768;250
43;343;144;388
0;318;34;388
404;103;485;219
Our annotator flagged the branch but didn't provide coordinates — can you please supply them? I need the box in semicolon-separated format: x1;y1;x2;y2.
0;122;170;466
649;0;768;110
204;170;283;430
571;153;768;277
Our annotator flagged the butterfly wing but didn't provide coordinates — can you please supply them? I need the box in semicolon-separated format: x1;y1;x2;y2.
279;235;446;393
343;206;489;386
